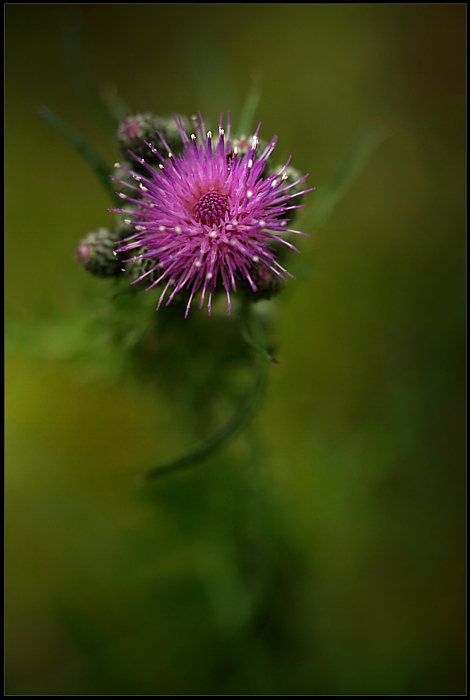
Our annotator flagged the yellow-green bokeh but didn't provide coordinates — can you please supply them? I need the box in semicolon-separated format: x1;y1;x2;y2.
6;4;465;695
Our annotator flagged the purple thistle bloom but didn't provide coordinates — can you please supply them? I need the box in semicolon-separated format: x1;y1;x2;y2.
112;113;312;317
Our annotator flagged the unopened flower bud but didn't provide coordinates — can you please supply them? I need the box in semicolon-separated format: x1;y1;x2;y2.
112;159;137;193
76;227;123;278
238;266;285;302
269;164;307;205
228;134;269;161
124;247;160;287
159;115;192;154
116;112;191;165
114;206;139;237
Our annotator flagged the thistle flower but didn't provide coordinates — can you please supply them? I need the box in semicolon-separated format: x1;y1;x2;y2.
113;113;312;317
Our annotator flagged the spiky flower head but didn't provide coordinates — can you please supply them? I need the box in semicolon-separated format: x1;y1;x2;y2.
113;113;312;317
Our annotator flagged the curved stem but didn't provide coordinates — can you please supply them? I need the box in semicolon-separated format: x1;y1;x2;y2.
142;356;269;482
239;300;279;364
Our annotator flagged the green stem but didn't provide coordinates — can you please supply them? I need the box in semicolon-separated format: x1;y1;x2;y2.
142;354;269;482
240;301;279;364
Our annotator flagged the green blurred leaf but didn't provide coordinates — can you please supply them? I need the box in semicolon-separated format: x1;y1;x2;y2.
300;123;391;230
37;105;117;203
6;315;94;361
60;9;118;135
238;76;263;135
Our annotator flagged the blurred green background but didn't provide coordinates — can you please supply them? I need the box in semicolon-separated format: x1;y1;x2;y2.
5;4;465;695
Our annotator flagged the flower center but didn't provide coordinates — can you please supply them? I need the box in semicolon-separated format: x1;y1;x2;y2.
194;191;228;227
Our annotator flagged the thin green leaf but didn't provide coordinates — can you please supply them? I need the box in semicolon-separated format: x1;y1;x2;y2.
37;105;118;204
300;123;391;230
100;83;132;123
238;75;263;135
60;10;119;134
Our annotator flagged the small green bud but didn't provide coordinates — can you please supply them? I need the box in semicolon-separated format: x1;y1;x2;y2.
124;247;160;287
116;112;191;164
229;134;269;159
112;159;137;193
116;112;162;162
270;164;306;204
159;115;192;154
76;228;122;278
267;163;307;248
114;206;139;237
238;266;285;302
